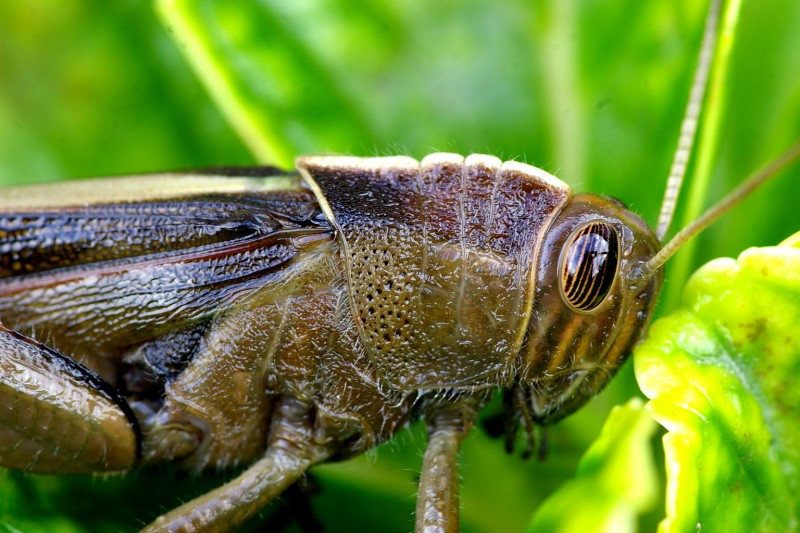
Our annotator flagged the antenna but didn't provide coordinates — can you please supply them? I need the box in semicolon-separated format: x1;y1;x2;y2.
640;140;800;278
655;0;721;241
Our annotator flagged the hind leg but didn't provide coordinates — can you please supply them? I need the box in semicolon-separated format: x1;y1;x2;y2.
141;395;337;533
0;324;138;474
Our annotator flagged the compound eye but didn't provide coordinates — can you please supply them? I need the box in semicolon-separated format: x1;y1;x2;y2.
560;222;619;312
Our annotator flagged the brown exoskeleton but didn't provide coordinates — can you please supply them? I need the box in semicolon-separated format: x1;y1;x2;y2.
1;0;798;531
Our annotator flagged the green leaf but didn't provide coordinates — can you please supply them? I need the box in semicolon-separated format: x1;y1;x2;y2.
526;399;658;533
635;234;800;532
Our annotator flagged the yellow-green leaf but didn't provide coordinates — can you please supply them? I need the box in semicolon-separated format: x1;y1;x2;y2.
527;399;658;533
635;234;800;532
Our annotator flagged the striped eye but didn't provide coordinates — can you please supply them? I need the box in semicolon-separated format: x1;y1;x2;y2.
560;222;619;312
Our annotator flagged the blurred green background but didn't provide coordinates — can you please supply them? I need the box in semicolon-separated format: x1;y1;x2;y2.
0;0;798;531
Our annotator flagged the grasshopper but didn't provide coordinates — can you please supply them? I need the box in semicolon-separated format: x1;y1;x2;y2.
1;0;799;532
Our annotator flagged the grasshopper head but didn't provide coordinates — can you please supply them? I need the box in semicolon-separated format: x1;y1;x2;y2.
518;193;663;424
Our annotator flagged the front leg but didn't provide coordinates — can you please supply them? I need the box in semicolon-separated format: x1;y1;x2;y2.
0;323;139;473
142;395;337;533
416;395;485;533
